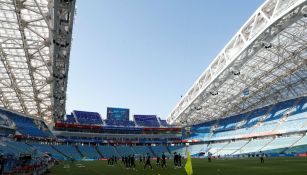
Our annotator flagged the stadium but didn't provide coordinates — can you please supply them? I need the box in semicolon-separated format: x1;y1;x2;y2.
0;0;306;175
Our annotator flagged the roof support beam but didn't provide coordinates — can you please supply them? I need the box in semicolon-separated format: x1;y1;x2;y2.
13;0;42;116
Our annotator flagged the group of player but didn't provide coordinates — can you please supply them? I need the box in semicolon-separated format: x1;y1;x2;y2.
155;152;168;169
139;152;166;170
107;156;117;165
121;155;136;168
119;153;154;170
108;152;182;170
173;152;182;168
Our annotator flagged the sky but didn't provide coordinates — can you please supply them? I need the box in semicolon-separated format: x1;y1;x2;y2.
66;0;264;120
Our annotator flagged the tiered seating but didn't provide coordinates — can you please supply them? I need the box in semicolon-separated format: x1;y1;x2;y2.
236;138;273;154
192;121;214;133
134;115;160;127
242;106;270;128
285;144;307;154
168;145;185;156
151;146;170;157
277;113;307;133
77;145;100;159
251;121;278;134
1;110;51;138
73;110;103;124
208;142;229;155
64;114;77;123
193;97;307;141
159;118;169;127
216;114;244;132
115;145;135;156
0;140;45;159
189;144;207;156
97;145;119;158
189;132;212;141
264;98;296;122
29;143;66;160
212;128;250;140
54;145;82;160
189;121;214;141
285;135;307;154
0;140;50;174
218;140;248;156
0;114;12;127
132;146;154;157
295;97;307;114
260;135;302;153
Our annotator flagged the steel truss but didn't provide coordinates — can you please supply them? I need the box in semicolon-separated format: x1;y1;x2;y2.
0;0;75;124
167;0;307;125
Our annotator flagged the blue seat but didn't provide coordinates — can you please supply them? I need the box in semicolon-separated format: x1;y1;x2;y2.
73;110;103;124
134;115;160;127
0;109;51;138
64;114;77;123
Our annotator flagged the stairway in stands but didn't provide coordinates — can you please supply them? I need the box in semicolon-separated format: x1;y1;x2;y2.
50;145;69;159
75;145;84;158
283;135;305;153
148;146;156;157
95;145;103;158
273;98;302;131
257;138;275;152
249;105;275;134
213;142;230;156
166;146;173;158
113;146;121;157
231;139;252;155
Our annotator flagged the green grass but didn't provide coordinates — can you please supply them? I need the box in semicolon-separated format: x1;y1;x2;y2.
49;157;307;175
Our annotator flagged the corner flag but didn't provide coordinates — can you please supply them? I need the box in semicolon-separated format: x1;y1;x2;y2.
185;150;193;175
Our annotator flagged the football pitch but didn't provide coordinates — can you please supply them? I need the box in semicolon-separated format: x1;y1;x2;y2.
49;157;307;175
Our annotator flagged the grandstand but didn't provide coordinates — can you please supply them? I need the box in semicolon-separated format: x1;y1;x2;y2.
0;0;306;174
166;0;307;159
134;115;160;127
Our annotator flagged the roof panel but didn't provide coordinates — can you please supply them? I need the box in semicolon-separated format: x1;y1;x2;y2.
0;0;75;124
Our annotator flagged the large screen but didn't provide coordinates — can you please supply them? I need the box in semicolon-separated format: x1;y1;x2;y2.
107;107;129;121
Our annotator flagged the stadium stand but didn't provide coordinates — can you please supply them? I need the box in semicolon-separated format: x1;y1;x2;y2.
73;110;103;125
168;145;186;156
64;114;77;123
132;146;154;157
77;144;100;159
53;144;82;160
218;140;249;156
285;135;307;154
115;145;135;156
97;145;120;158
189;97;307;141
159;118;169;127
234;138;273;155
0;140;52;174
0;97;305;163
151;145;171;157
260;135;303;154
207;142;229;155
134;115;160;127
0;140;35;156
29;143;66;160
0;109;52;138
189;144;206;156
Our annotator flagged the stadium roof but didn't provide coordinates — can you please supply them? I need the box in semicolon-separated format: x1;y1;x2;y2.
167;0;307;126
0;0;75;124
